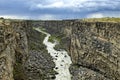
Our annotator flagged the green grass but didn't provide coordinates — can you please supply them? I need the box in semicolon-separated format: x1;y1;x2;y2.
48;36;60;43
82;17;120;22
48;36;56;43
48;34;64;43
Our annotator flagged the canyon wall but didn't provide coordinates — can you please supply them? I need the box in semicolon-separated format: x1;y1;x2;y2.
0;19;120;80
68;22;120;80
0;20;28;80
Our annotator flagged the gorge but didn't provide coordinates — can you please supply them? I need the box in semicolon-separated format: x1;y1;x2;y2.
0;18;120;80
34;28;72;80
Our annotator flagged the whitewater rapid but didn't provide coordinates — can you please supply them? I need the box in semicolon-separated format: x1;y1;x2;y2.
35;28;72;80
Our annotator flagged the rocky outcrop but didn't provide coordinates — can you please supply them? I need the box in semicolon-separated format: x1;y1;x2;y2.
24;50;56;80
0;20;28;80
68;22;120;80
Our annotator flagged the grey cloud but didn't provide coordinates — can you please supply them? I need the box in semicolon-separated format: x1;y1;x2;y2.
0;0;119;19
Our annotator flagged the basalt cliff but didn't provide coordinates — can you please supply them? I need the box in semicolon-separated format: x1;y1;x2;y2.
0;18;120;80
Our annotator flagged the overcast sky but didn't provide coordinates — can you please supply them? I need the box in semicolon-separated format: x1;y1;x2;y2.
0;0;120;20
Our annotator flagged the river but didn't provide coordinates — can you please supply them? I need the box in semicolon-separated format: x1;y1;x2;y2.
34;28;72;80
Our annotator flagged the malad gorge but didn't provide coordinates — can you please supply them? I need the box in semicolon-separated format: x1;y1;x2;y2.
0;18;120;80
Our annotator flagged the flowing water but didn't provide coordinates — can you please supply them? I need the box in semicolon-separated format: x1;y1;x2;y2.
35;28;72;80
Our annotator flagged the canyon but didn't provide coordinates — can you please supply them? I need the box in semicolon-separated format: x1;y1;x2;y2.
0;18;120;80
34;28;72;80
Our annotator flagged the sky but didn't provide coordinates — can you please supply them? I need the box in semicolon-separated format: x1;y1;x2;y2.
0;0;120;20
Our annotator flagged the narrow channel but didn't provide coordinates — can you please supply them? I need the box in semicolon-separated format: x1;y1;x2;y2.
34;28;72;80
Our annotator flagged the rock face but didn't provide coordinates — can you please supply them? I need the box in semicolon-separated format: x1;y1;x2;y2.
0;20;28;80
68;22;120;80
0;18;120;80
24;50;55;80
